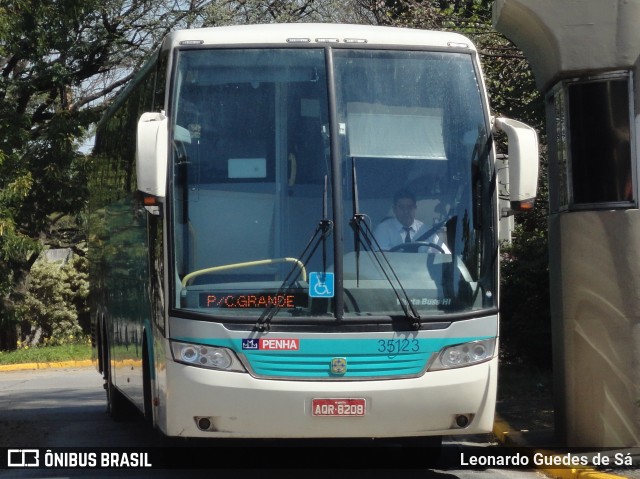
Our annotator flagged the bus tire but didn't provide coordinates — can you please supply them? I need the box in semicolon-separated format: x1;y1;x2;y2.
103;329;129;421
94;321;103;375
142;340;153;425
106;372;129;421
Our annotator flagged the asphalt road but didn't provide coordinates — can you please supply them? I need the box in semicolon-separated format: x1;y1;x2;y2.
0;367;547;479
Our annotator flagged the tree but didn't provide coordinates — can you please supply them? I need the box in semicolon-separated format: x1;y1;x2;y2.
202;0;356;24
16;252;89;347
0;0;548;357
0;0;213;349
0;0;358;350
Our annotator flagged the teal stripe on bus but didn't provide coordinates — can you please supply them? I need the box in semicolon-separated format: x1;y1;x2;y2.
173;336;492;379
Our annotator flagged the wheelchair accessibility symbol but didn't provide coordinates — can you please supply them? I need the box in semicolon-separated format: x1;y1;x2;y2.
309;272;335;298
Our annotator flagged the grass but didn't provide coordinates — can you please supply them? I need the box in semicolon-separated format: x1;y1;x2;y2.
0;342;92;365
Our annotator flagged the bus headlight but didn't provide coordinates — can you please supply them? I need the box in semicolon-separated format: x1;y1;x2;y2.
428;338;496;371
170;341;246;372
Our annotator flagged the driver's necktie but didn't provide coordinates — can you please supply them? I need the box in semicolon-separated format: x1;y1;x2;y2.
403;226;412;243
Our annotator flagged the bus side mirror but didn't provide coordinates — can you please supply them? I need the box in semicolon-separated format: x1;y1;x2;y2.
494;117;539;212
136;111;168;199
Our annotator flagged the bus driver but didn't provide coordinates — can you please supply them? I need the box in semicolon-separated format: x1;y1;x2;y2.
373;189;450;252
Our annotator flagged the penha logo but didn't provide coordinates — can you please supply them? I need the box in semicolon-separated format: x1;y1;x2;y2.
241;338;259;350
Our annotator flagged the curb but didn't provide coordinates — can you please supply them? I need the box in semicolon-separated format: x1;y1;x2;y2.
493;414;635;479
0;359;94;372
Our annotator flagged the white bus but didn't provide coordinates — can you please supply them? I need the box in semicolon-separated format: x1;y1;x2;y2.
89;23;538;447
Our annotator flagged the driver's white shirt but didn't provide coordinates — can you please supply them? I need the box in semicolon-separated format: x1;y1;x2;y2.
373;217;450;253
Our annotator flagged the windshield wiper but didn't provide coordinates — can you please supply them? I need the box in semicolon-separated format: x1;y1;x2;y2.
255;176;333;332
349;158;421;329
351;215;422;329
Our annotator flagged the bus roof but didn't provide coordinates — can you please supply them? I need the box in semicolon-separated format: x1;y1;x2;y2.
162;23;476;51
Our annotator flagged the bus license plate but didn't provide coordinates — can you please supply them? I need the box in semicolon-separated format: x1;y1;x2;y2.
312;398;366;417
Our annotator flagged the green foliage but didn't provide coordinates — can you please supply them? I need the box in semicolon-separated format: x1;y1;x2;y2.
0;341;91;365
15;252;89;348
500;224;551;369
202;0;354;24
0;0;213;349
0;0;360;351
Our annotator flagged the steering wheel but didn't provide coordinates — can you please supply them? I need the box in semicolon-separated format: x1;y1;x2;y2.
389;241;446;253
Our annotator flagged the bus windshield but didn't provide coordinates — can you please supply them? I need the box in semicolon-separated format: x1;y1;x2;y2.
171;47;494;321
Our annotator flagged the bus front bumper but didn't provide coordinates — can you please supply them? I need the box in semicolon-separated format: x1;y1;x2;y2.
158;357;497;439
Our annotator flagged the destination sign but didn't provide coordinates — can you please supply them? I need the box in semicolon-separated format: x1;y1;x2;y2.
199;292;307;309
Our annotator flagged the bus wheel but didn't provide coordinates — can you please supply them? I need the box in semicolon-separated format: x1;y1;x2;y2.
107;368;131;421
142;341;153;424
104;340;129;421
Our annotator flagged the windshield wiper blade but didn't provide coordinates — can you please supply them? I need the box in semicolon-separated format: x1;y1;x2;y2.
351;215;422;329
351;158;361;286
255;176;333;332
